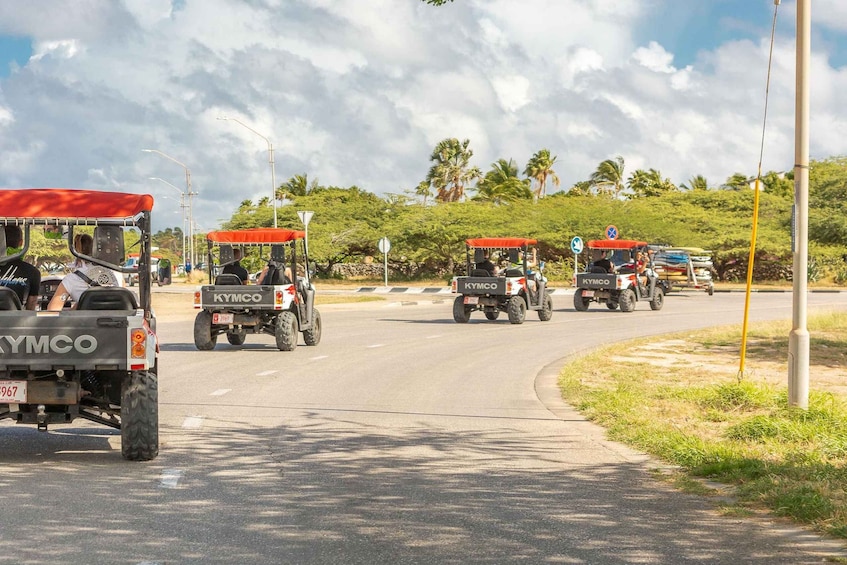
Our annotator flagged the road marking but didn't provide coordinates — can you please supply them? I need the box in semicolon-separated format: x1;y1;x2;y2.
426;334;442;339
210;389;231;396
310;355;329;360
367;344;385;348
256;370;278;376
182;416;204;429
159;469;183;489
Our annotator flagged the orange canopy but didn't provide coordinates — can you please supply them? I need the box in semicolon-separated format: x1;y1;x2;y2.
587;239;647;249
466;237;537;248
0;189;154;219
207;228;305;244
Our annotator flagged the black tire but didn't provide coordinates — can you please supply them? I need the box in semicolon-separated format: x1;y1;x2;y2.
707;284;714;296
538;293;553;321
484;309;500;321
507;295;527;324
303;308;322;346
650;286;665;310
573;289;590;312
275;311;298;351
193;311;216;350
619;289;636;313
121;370;159;461
453;296;471;323
606;301;618;310
226;329;246;345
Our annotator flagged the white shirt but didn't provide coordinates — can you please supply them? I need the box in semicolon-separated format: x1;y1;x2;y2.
62;262;125;302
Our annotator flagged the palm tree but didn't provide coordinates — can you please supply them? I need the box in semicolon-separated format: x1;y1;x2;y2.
681;175;709;191
415;181;433;205
277;173;318;202
626;169;678;198
590;156;626;198
722;173;752;191
566;181;593;196
474;159;532;204
524;149;560;201
424;138;482;202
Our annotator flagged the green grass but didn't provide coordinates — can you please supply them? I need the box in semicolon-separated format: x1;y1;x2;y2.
559;312;847;539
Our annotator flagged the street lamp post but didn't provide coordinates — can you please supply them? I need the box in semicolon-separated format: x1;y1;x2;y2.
149;177;187;268
217;116;277;228
142;149;198;269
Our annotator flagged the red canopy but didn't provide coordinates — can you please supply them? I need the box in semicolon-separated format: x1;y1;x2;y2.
207;228;305;244
0;189;154;219
466;237;537;248
587;239;647;249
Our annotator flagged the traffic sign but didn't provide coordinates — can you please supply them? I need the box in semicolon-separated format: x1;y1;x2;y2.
570;236;583;254
297;210;314;226
605;225;618;240
378;237;391;254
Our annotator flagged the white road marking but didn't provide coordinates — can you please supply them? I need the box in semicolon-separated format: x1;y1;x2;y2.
210;389;231;396
310;355;329;360
426;334;442;339
256;370;278;376
367;344;385;348
159;469;183;489
182;416;204;429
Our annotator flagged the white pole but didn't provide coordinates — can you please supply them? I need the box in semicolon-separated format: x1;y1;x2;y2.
384;250;388;287
789;0;810;408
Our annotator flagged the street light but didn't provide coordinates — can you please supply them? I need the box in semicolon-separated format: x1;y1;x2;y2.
217;115;277;228
142;149;198;269
149;177;187;267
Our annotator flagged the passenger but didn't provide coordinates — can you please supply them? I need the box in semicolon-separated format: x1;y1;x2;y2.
257;262;293;285
221;248;249;284
0;225;41;310
47;233;123;310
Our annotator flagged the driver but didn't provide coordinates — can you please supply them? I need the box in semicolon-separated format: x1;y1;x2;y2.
591;250;613;274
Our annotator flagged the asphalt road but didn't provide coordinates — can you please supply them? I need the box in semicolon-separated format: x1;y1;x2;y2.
1;290;846;564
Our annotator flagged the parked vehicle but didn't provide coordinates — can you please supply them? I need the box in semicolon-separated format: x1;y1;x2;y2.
0;189;159;460
451;237;552;324
124;254;158;286
573;239;664;313
193;228;321;351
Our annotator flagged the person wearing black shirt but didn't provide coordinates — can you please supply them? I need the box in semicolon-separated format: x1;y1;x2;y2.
0;226;41;310
476;251;496;275
221;248;249;284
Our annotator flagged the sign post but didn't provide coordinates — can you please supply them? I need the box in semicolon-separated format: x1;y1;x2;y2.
378;237;391;287
297;210;314;256
570;236;584;283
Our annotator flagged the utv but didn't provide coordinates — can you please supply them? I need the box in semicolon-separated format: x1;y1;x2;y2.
0;189;159;460
451;237;553;324
193;228;321;351
573;239;664;313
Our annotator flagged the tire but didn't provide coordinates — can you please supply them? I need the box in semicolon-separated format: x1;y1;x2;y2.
537;293;553;321
507;295;527;324
484;309;500;321
650;286;665;310
606;301;618;310
303;308;322;346
226;329;246;345
453;296;471;323
121;370;159;461
573;289;590;312
707;284;714;296
275;311;299;351
619;289;636;313
193;311;216;350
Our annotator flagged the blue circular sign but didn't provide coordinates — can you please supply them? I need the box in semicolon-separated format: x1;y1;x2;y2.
570;236;584;254
605;225;618;240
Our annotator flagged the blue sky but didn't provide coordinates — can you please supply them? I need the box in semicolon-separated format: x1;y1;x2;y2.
0;0;845;233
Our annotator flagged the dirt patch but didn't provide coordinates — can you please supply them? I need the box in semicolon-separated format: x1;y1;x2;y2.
151;292;197;321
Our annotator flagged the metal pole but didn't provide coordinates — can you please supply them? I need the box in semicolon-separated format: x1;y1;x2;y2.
149;177;187;268
384;250;388;287
789;0;810;408
143;149;196;271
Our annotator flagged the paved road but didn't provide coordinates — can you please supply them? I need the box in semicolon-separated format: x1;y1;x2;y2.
1;291;846;564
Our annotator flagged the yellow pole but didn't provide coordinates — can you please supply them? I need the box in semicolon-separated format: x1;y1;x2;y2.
739;174;762;378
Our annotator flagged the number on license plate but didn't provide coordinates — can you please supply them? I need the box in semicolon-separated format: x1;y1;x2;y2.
0;381;27;403
213;313;234;324
581;290;595;297
464;296;479;305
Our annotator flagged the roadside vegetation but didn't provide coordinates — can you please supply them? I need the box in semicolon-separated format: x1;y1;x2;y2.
558;312;847;539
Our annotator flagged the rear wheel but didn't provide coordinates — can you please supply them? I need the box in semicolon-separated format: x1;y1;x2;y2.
650;287;665;310
538;293;553;321
193;311;216;350
275;311;299;351
303;308;322;346
121;370;159;461
619;289;636;313
507;295;527;324
453;296;471;323
484;309;500;321
226;329;246;345
573;290;590;312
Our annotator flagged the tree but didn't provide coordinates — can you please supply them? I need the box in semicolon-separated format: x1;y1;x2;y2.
423;138;482;203
474;159;532;204
415;181;433;205
590;156;626;198
722;173;752;191
524;149;560;201
422;0;453;4
681;175;709;191
626;168;678;198
278;173;318;201
564;181;593;197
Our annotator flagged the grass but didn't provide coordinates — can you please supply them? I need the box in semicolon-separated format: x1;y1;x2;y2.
559;312;847;539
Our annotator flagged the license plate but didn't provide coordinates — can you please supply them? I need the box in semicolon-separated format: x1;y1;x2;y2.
0;381;27;403
213;313;234;324
581;290;595;297
464;296;479;305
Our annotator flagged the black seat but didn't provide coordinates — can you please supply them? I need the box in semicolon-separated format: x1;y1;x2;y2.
214;274;243;285
589;265;609;274
470;269;491;277
0;286;23;310
76;287;139;311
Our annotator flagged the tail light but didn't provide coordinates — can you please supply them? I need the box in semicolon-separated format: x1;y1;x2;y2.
193;291;201;308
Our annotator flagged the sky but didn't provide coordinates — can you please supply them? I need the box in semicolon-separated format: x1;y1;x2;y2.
0;0;846;234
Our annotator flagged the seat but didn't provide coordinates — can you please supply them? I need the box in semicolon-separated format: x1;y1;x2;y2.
589;265;609;274
470;269;491;277
214;273;243;286
76;287;139;311
0;286;22;310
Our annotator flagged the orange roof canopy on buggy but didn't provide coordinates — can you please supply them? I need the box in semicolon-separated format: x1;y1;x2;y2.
466;237;537;248
0;189;154;219
207;228;306;244
587;239;647;250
